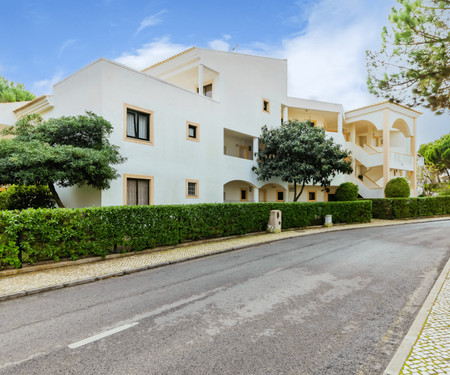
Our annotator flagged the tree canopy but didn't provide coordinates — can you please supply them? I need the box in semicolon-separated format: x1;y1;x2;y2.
419;133;450;178
366;0;450;114
0;75;36;103
252;120;353;201
0;112;126;207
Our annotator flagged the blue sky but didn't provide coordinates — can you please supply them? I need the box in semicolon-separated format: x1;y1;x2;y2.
1;0;448;144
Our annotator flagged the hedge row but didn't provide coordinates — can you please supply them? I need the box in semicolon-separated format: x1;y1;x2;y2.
0;201;372;269
370;196;450;219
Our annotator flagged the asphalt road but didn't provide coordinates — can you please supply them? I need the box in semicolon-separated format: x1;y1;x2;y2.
0;221;449;375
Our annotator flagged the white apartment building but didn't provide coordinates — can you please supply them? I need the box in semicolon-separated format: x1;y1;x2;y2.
0;48;421;207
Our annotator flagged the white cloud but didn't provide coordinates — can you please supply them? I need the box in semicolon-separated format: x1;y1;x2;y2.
279;0;394;109
115;36;190;71
136;10;167;34
58;39;77;58
33;71;64;95
208;39;230;51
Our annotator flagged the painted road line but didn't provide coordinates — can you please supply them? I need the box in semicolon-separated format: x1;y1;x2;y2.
68;322;139;349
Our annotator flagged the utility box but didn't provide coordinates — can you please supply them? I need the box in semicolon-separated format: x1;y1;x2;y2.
267;210;282;233
324;214;333;227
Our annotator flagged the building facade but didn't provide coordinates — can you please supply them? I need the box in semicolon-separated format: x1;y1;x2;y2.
0;48;421;207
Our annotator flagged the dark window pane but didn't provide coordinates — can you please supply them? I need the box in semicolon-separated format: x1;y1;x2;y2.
277;191;284;201
188;125;196;138
188;182;197;196
241;189;247;200
203;84;212;98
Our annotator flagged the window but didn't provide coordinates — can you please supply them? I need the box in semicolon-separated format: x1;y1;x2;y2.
308;191;317;202
307;120;317;127
186;121;200;142
123;174;154;206
276;191;284;202
327;193;336;202
240;188;248;202
186;179;199;198
197;83;213;98
238;146;249;159
124;104;154;145
263;99;270;113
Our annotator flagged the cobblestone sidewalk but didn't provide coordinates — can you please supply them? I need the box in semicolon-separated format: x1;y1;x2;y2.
399;269;450;375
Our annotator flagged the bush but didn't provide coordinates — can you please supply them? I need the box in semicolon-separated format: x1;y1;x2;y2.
385;178;410;198
335;182;359;201
370;196;450;219
438;186;450;196
0;185;56;210
0;201;372;269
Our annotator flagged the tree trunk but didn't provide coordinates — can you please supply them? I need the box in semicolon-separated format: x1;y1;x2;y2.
48;183;65;208
293;181;306;202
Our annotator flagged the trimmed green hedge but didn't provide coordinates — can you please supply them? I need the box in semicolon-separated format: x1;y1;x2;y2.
0;201;372;269
370;196;450;219
0;185;56;210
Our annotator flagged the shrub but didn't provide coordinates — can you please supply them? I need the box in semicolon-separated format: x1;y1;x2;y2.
438;186;450;196
335;182;359;201
0;185;56;210
0;201;372;269
385;178;410;198
370;196;450;219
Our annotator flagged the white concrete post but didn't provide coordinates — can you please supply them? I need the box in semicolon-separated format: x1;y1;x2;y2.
253;187;259;203
283;106;288;124
252;137;259;161
198;64;204;96
338;113;343;134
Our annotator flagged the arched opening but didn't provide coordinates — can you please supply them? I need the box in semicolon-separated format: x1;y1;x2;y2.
391;118;412;154
223;180;257;203
347;120;382;151
259;183;287;202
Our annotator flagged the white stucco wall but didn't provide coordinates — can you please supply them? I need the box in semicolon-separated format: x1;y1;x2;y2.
0;50;421;206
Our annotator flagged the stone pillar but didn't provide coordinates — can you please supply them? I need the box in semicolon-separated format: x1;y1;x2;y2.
198;64;204;96
383;109;390;189
267;210;282;233
283;106;288;124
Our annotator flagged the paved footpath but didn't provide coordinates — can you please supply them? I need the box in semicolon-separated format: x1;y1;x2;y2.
0;216;449;375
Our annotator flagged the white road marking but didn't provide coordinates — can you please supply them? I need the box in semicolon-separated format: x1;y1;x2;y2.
68;322;139;349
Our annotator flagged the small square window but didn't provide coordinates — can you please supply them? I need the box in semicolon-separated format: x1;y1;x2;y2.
186;122;200;141
240;188;248;201
186;179;199;198
277;191;284;202
308;191;317;202
263;99;270;113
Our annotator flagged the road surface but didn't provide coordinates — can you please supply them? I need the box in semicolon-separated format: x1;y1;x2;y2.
0;221;449;374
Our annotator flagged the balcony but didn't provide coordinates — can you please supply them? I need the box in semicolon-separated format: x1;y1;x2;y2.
390;152;414;171
223;128;255;161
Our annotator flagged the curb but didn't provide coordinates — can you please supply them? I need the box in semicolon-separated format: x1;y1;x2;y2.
0;217;448;303
383;253;450;375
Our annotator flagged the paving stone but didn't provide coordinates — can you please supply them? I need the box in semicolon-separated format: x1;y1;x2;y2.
399;269;450;375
